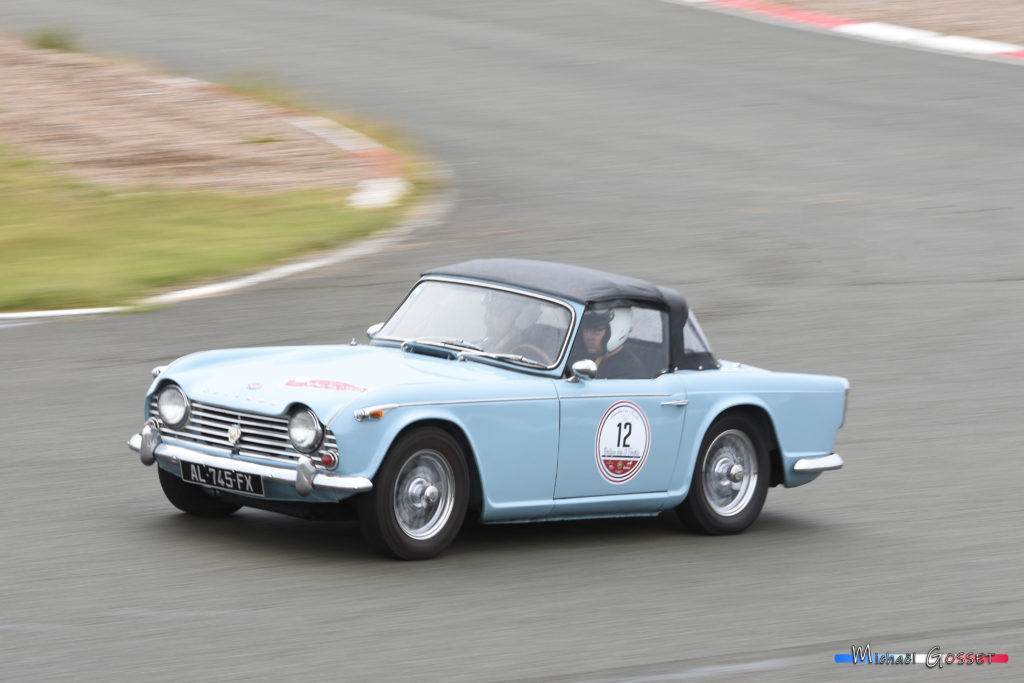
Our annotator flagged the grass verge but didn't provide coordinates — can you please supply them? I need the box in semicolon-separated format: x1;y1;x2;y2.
27;28;79;51
0;145;413;311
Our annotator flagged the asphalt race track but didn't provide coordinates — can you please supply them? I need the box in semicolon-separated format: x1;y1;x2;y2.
1;1;1022;680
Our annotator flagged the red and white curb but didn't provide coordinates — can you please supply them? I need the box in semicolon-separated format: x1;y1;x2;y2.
663;0;1024;63
287;116;409;209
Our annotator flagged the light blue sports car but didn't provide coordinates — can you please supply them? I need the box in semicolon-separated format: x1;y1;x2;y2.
129;259;848;559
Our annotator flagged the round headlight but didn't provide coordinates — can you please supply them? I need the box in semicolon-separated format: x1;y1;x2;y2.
288;408;323;453
157;384;190;429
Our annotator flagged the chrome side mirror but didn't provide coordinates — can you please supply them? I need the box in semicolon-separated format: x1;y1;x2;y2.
569;359;597;381
366;322;384;339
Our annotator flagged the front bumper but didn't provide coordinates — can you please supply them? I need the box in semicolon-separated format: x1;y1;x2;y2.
792;452;844;473
128;424;372;497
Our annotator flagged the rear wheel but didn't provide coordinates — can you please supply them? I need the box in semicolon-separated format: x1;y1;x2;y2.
158;466;241;517
358;428;469;560
677;415;768;535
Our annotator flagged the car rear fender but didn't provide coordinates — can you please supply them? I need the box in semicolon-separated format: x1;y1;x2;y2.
667;394;778;498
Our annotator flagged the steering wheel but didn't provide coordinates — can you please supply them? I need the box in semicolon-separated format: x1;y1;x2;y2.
508;343;552;365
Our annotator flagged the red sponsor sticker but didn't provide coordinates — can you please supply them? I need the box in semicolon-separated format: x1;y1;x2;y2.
285;378;367;393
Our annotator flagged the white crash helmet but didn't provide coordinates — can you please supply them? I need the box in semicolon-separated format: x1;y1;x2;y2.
606;307;632;353
584;306;632;354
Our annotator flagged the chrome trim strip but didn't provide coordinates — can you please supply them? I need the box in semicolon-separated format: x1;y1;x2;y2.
353;393;675;419
793;453;844;473
375;277;578;371
561;393;671;400
128;432;371;494
354;396;556;420
192;407;287;426
188;418;283;439
396;396;558;406
226;434;289;449
161;427;289;457
660;399;689;406
154;436;322;470
162;429;336;460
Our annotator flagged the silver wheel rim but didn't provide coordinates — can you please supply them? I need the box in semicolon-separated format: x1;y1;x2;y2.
394;449;455;540
703;429;758;517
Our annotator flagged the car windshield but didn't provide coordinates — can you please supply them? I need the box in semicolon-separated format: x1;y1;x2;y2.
377;280;574;368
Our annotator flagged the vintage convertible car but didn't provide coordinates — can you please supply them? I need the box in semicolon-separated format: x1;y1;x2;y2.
128;259;848;559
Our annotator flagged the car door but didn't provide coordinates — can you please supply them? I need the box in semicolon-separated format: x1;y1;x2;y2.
553;303;687;502
554;374;688;500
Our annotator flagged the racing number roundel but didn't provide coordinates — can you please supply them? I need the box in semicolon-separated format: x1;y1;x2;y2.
595;401;651;483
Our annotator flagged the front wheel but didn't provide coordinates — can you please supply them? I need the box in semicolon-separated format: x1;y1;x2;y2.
358;428;469;560
158;466;241;517
677;415;769;535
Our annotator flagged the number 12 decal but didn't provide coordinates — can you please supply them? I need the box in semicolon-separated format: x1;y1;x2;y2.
616;422;632;448
596;402;650;483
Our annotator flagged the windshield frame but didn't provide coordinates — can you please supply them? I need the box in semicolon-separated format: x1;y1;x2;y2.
373;277;578;372
678;309;719;371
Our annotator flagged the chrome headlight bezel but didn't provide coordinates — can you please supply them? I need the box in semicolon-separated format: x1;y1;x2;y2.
288;407;324;454
156;383;190;429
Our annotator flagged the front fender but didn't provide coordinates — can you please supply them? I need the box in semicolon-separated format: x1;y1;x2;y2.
331;395;560;520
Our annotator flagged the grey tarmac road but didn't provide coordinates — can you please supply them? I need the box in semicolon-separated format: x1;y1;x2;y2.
2;1;1023;681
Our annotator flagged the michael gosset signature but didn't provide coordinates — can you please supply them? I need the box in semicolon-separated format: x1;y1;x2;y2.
835;644;1009;667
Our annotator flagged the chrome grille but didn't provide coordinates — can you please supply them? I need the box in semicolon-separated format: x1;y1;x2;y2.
151;397;337;463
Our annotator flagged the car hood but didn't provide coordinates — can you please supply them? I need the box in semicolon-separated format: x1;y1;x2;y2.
158;344;522;421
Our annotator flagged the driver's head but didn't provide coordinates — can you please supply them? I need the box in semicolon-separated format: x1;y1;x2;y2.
580;308;613;355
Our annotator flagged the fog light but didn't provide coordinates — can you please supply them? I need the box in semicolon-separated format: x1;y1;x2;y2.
319;450;338;469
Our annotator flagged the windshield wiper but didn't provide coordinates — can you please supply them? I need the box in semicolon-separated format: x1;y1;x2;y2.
400;338;548;367
400;337;484;358
458;350;549;368
405;336;482;351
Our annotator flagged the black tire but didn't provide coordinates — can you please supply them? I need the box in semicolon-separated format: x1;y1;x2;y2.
158;466;241;517
358;427;469;560
677;415;769;535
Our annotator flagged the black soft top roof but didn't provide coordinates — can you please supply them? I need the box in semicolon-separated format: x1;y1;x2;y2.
425;258;683;310
425;259;707;369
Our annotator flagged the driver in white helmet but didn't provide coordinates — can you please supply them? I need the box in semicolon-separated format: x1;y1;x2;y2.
571;306;643;379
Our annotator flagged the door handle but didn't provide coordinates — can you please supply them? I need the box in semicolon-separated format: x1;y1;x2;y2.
660;400;689;406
